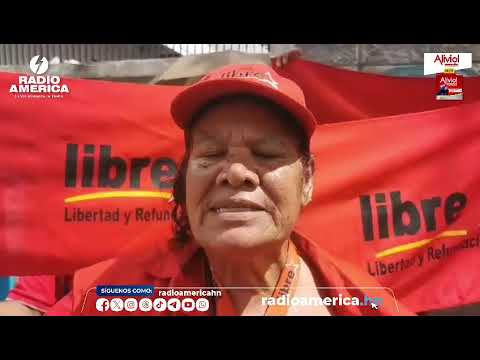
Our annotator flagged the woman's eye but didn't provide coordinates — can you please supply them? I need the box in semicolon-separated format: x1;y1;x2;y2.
197;150;226;159
203;152;223;158
252;150;281;159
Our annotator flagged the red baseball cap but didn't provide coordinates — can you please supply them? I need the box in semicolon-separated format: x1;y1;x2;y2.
170;63;317;139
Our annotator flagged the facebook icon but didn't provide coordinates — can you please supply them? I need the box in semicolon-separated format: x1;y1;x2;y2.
96;298;110;312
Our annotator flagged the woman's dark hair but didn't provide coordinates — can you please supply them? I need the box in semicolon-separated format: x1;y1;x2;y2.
171;94;314;245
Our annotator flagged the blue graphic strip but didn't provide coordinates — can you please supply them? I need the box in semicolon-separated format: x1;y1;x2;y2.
96;285;155;297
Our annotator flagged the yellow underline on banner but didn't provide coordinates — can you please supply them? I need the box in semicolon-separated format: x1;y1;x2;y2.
375;230;468;259
64;191;173;204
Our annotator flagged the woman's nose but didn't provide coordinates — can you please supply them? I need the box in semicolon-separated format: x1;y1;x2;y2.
216;162;260;189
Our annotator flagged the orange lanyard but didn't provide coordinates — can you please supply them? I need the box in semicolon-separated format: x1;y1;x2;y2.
213;240;301;316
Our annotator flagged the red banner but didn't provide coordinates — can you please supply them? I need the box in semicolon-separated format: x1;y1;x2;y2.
1;61;479;312
278;60;480;123
283;61;480;311
297;103;480;312
0;72;185;274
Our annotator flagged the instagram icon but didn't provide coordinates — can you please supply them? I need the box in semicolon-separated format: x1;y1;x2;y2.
124;298;138;312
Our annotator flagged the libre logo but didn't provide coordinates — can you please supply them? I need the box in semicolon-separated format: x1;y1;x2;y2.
360;191;468;258
64;144;177;204
203;69;279;90
241;71;279;90
278;268;297;298
96;298;110;312
29;55;49;75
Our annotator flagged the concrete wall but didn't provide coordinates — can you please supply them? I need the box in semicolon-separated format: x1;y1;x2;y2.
294;44;480;76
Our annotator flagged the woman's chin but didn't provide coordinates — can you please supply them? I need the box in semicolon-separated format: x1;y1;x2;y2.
198;227;279;251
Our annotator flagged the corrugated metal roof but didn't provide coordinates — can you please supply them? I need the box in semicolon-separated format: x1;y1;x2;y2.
0;44;271;66
163;44;270;56
0;44;181;65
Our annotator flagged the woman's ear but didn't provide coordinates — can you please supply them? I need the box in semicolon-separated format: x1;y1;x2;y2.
301;156;315;207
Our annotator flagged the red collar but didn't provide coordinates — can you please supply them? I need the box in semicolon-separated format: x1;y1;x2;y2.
74;231;415;316
145;231;413;315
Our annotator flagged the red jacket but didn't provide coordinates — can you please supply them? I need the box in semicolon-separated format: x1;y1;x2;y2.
8;275;73;315
72;231;415;316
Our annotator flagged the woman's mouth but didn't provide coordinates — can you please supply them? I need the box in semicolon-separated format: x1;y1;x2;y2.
209;198;265;212
208;199;267;222
213;207;263;213
209;208;266;222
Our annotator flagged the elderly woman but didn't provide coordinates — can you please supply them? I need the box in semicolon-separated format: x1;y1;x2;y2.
72;64;413;316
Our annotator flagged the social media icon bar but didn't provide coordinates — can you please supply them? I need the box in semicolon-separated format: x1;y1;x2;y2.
95;296;211;313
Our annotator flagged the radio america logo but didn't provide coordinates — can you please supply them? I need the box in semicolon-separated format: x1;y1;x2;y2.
9;55;70;99
30;55;49;75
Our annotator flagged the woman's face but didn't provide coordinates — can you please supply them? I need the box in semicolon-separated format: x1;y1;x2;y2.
185;97;313;253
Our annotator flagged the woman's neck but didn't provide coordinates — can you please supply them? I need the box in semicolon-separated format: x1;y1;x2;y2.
205;240;290;314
